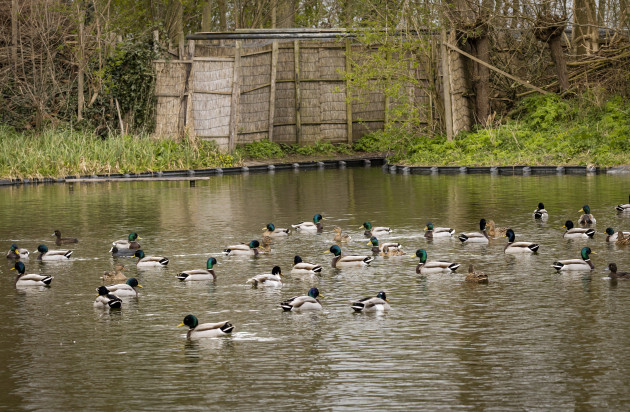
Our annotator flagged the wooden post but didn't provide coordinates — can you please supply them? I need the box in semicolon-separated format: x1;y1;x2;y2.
294;40;302;145
77;3;85;121
345;38;353;144
229;41;242;151
11;0;17;68
440;27;453;141
184;40;195;135
268;41;278;141
384;51;391;128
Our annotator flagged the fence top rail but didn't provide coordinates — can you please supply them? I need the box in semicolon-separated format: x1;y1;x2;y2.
186;28;434;41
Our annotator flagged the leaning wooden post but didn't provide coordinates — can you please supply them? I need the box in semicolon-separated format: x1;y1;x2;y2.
229;41;242;151
345;38;353;144
184;39;195;136
294;40;302;145
440;26;454;141
268;41;278;141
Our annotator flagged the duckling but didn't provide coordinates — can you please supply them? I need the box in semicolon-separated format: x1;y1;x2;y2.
327;245;374;268
6;244;29;260
111;232;142;251
616;195;630;212
291;256;322;275
563;220;595;239
332;226;351;243
262;223;290;237
552;247;595;271
178;315;234;339
604;227;630;243
133;250;169;267
504;229;539;254
368;236;404;256
361;221;392;237
103;277;142;297
414;249;460;274
423;222;455;239
101;263;127;284
177;258;218;281
486;220;508;238
223;240;261;256
292;214;324;232
280;288;323;311
36;244;72;261
11;261;53;287
465;264;488;283
53;230;78;245
458;219;489;243
351;291;390;312
533;202;549;220
606;263;630;279
578;205;596;225
94;286;122;309
246;266;283;287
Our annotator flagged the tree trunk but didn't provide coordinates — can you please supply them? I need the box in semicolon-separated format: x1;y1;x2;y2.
549;35;569;92
471;35;490;126
573;0;598;56
78;3;85;121
11;0;18;68
276;0;294;28
218;0;227;30
202;2;212;31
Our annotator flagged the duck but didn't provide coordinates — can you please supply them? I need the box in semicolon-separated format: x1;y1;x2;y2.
223;240;261;256
101;263;127;284
292;214;324;232
563;220;595;239
351;291;390;312
533;202;549;220
246;266;283;287
11;261;53;287
177;257;218;281
606;263;630;279
414;249;460;274
36;244;72;261
178;315;234;339
504;228;539;254
578;205;596;225
465;264;488;283
361;221;392;237
260;236;272;253
6;244;29;260
133;249;169;267
262;223;290;237
332;226;351;243
291;255;322;275
458;219;489;243
103;277;142;297
552;247;595;271
615;231;630;246
368;236;404;256
604;227;630;243
111;232;142;251
486;220;508;238
423;222;455;239
94;286;122;309
616;195;630;212
280;288;323;311
327;245;374;268
53;230;78;245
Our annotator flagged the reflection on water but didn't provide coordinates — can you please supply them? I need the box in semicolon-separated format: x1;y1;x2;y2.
1;169;630;409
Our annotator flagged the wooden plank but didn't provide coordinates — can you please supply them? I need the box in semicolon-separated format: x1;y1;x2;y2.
440;28;453;141
294;40;302;145
268;41;278;142
345;38;353;144
229;41;242;151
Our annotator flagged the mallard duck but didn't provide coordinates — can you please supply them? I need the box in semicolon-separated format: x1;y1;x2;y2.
94;286;122;309
292;214;324;232
262;223;290;237
37;244;72;261
260;236;272;253
423;222;454;239
333;226;351;243
280;288;323;311
177;257;218;281
351;291;390;312
11;261;53;287
504;229;539;254
486;220;508;238
563;220;595;239
552;247;595;271
6;244;29;259
616;195;630;212
103;277;142;297
361;221;392;237
414;249;460;274
53;230;78;245
533;202;549;220
246;266;283;287
101;263;127;284
615;231;630;246
111;232;142;251
327;245;374;268
458;219;489;243
178;315;234;339
606;263;630;279
223;240;261;256
368;236;404;256
578;205;596;225
465;264;488;283
291;255;322;275
605;228;630;243
133;250;169;267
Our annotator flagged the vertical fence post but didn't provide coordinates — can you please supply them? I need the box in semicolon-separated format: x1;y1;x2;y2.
345;38;353;144
440;27;453;141
229;40;242;151
268;41;278;142
184;40;195;136
294;40;302;145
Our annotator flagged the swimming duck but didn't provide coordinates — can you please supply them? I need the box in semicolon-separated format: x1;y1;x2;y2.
615;231;630;245
465;264;488;283
606;263;630;279
111;232;142;251
351;291;390;312
533;202;549;220
486;220;508;238
262;223;290;237
616;195;630;212
423;222;455;239
504;229;540;254
578;205;596;225
361;221;392;237
94;286;122;309
280;288;323;311
291;256;322;275
332;226;351;243
563;220;595;239
368;237;404;256
605;228;630;243
37;244;72;261
414;249;460;274
177;257;218;281
53;230;78;245
458;219;489;243
11;261;53;287
133;250;169;267
327;245;374;268
552;247;595;271
292;214;324;232
178;315;234;339
260;236;272;253
246;266;283;287
101;263;127;284
6;244;29;259
223;240;261;256
103;277;142;297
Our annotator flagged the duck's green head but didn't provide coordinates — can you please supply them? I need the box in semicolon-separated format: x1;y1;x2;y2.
377;291;388;301
415;249;428;263
249;240;260;249
479;219;487;231
362;221;372;230
294;255;303;265
581;247;593;260
538;202;545;209
37;244;48;254
425;222;434;231
368;236;379;246
505;228;516;242
178;314;198;329
9;244;19;252
126;278;142;288
313;214;323;223
97;286;111;296
206;257;218;269
272;266;282;276
308;288;321;298
12;261;26;274
265;223;275;232
563;220;575;230
606;227;615;236
128;232;140;241
328;245;342;256
134;250;145;259
580;205;591;214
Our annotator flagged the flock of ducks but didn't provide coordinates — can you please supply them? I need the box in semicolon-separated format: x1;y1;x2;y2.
6;196;630;339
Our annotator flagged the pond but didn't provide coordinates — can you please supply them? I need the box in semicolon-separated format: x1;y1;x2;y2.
1;167;630;410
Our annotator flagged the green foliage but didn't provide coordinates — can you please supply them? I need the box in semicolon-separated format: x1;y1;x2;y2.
236;139;353;159
236;139;286;159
